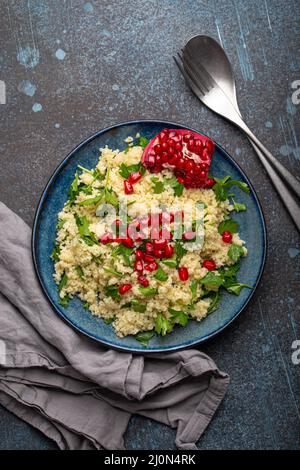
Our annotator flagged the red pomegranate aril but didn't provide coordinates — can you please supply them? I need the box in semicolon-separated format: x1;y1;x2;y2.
183;231;195;241
153;239;167;250
137;275;149;287
194;139;203;150
145;261;158;272
146;155;156;167
199;170;207;179
203;259;216;270
135;249;144;261
222;231;233;244
119;284;132;295
122;237;134;248
168;146;175;156
159;131;168;142
187;138;195;151
183;133;192;143
175;142;182;151
202;148;210;160
205;178;215;188
161;141;168;151
153;248;164;258
167;138;175;147
178;267;189;281
200;162;208;170
100;232;113;244
154;144;162;154
184;159;195;172
128;171;142;184
164;244;174;258
143;253;155;263
145;242;154;254
161;151;169;163
205;140;214;153
177;176;185;184
124;180;133;194
134;260;143;273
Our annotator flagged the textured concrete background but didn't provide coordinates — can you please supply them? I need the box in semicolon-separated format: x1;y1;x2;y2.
0;0;299;450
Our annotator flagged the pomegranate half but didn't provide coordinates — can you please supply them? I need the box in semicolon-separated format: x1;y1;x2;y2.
141;128;215;189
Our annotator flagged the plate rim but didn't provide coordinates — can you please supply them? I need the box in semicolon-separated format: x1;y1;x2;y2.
32;119;267;353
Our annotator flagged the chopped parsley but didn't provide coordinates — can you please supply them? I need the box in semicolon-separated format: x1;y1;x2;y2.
75;214;99;246
218;218;239;234
154;266;168;281
212;175;250;202
139;287;158;296
155;313;173;336
135;330;154;346
228;244;245;263
75;265;85;279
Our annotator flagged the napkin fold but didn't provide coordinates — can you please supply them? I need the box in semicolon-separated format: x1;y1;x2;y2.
0;202;229;450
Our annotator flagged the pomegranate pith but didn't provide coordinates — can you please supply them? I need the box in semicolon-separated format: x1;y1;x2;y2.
142;128;214;188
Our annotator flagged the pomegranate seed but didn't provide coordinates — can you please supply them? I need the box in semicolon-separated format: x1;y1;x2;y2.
194;139;203;151
154;144;162;154
205;140;214;153
161;151;169;163
178;267;189;281
161;141;168;151
203;259;216;270
184;159;194;172
135;249;143;260
183;132;192;142
182;231;195;241
153;239;167;250
222;231;233;244
119;284;132;295
205;178;215;188
124;180;133;194
100;232;114;244
137;275;149;287
122;237;134;248
168;146;175;156
145;242;154;254
134;260;143;272
177;176;185;184
187;138;195;151
128;171;142;184
143;253;155;262
145;261;158;271
153;248;164;259
159;131;168;142
202;149;210;160
167;138;175;147
175;142;182;151
164;244;174;258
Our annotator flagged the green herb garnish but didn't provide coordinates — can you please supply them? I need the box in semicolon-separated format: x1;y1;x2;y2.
103;267;122;277
212;175;250;202
59;294;70;308
155;313;173;336
75;214;99;246
135;330;154;346
104;284;121;301
218;218;239;234
58;272;68;291
51;244;61;262
139;287;158;296
75;265;85;279
228;244;245;263
155;266;168;282
168;308;189;326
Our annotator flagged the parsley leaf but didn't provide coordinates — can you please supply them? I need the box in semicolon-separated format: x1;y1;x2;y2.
200;271;224;289
51;244;60;262
232;199;247;212
75;265;85;279
165;176;184;197
130;299;147;313
228;244;245;263
103;267;122;277
155;313;173;336
155;266;168;281
190;279;199;303
59;294;70;308
79;192;103;206
56;218;67;230
151;177;165;194
218;218;239;234
67;172;79;204
174;242;187;268
75;214;99;246
58;272;68;291
104;284;121;301
119;162;145;179
207;291;221;313
103;316;116;325
111;244;133;267
162;257;177;268
139;287;158;296
212;175;250;202
168;308;189;326
225;283;252;295
135;330;154;346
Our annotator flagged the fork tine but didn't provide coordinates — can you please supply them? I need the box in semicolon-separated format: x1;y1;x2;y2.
183;48;213;92
181;54;209;95
173;52;205;97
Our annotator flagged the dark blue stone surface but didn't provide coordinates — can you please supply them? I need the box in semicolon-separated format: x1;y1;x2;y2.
0;0;299;450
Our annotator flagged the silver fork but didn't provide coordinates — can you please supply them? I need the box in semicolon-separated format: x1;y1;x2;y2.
174;51;300;232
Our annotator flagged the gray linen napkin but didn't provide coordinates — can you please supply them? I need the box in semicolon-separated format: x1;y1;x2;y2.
0;202;229;450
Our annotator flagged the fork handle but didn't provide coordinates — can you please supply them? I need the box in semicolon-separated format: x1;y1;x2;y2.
236;117;300;200
248;139;300;232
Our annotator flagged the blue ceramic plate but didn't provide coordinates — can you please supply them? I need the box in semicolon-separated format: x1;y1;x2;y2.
32;120;266;353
